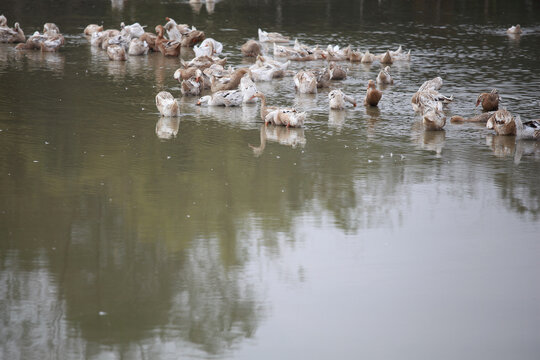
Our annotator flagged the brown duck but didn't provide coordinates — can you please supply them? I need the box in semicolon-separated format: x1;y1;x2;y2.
364;80;382;107
476;89;500;111
210;68;250;92
155;25;180;57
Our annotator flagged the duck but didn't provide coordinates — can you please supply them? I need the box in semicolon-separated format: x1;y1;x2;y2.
364;80;382;107
155;25;181;56
328;89;356;110
422;101;446;131
84;24;103;36
486;109;516;136
515;117;540;140
40;35;64;52
194;38;223;57
258;28;289;43
360;50;375;63
139;32;158;51
128;38;149;55
376;66;394;85
181;70;204;96
250;63;289;81
411;77;453;112
107;44;127;60
328;62;347;80
250;92;305;127
476;88;500;111
240;74;258;103
312;67;331;88
241;39;262;57
89;29;119;48
43;23;60;37
197;90;244;107
507;24;522;34
324;45;350;61
210;68;250;92
389;45;411;61
348;50;362;62
1;22;26;43
120;22;145;38
181;55;227;69
294;70;318;94
379;51;393;64
0;14;7;27
163;17;205;46
156;91;180;116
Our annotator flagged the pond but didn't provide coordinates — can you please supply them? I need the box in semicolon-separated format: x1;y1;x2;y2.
1;0;540;359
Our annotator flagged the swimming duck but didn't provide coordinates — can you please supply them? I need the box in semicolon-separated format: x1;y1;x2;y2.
422;101;446;131
84;24;103;36
107;44;127;60
348;50;362;62
181;55;227;69
240;74;258;103
194;38;223;57
128;38;149;55
411;77;453;112
210;68;250;92
515;117;540;140
241;39;262;57
476;88;500;111
120;22;145;38
43;23;60;37
1;22;25;43
328;62;347;80
249;92;279;121
163;17;205;46
364;80;382;107
139;32;158;51
197;90;244;107
0;15;7;27
265;108;306;128
507;24;522;34
486;109;516;136
155;25;181;56
258;28;289;43
181;69;204;96
312;67;331;88
329;89;356;110
379;51;393;64
40;35;64;52
389;45;411;61
294;70;318;94
376;66;394;85
156;91;180;116
324;45;350;61
360;50;375;64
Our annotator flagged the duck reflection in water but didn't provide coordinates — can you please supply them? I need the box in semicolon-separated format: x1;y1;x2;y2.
514;139;540;164
249;125;306;157
365;106;380;140
15;50;65;74
328;110;346;131
156;117;180;139
486;134;516;158
411;122;445;157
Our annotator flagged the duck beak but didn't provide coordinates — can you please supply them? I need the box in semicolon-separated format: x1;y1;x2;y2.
475;99;480;107
353;103;357;107
196;100;201;105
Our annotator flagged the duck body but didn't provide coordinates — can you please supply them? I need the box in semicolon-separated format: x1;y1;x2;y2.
197;90;244;107
128;38;149;55
107;44;127;60
486;109;516;136
240;75;258;103
155;25;180;56
156;91;180;116
194;38;223;57
40;35;64;52
265;109;306;128
294;70;317;94
0;22;25;43
516;118;540;140
364;80;382;107
84;24;103;36
329;89;356;110
507;24;522;34
422;101;446;131
476;89;500;111
258;28;289;43
210;68;250;92
360;50;375;63
376;66;393;85
241;39;262;57
328;62;347;80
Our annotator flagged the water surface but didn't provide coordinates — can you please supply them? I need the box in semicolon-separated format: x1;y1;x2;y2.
1;1;540;359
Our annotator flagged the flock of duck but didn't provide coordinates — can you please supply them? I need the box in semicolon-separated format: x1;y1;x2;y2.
1;14;538;140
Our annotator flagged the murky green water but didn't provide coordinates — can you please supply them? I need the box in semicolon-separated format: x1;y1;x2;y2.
1;0;540;359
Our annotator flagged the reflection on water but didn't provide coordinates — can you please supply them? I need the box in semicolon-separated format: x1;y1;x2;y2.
1;0;540;359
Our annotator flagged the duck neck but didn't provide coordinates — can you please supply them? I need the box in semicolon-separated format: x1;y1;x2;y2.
259;95;267;120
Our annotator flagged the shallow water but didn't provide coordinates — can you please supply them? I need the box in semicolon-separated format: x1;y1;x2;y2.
1;1;540;359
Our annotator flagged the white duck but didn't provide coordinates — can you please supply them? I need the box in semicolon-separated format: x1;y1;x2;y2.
294;70;318;94
507;24;522;34
197;90;244;107
376;66;393;85
156;91;180;116
258;28;289;43
240;75;258;103
328;89;356;110
107;44;127;60
128;38;149;55
360;50;375;64
120;22;145;38
422;101;446;131
194;38;223;57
